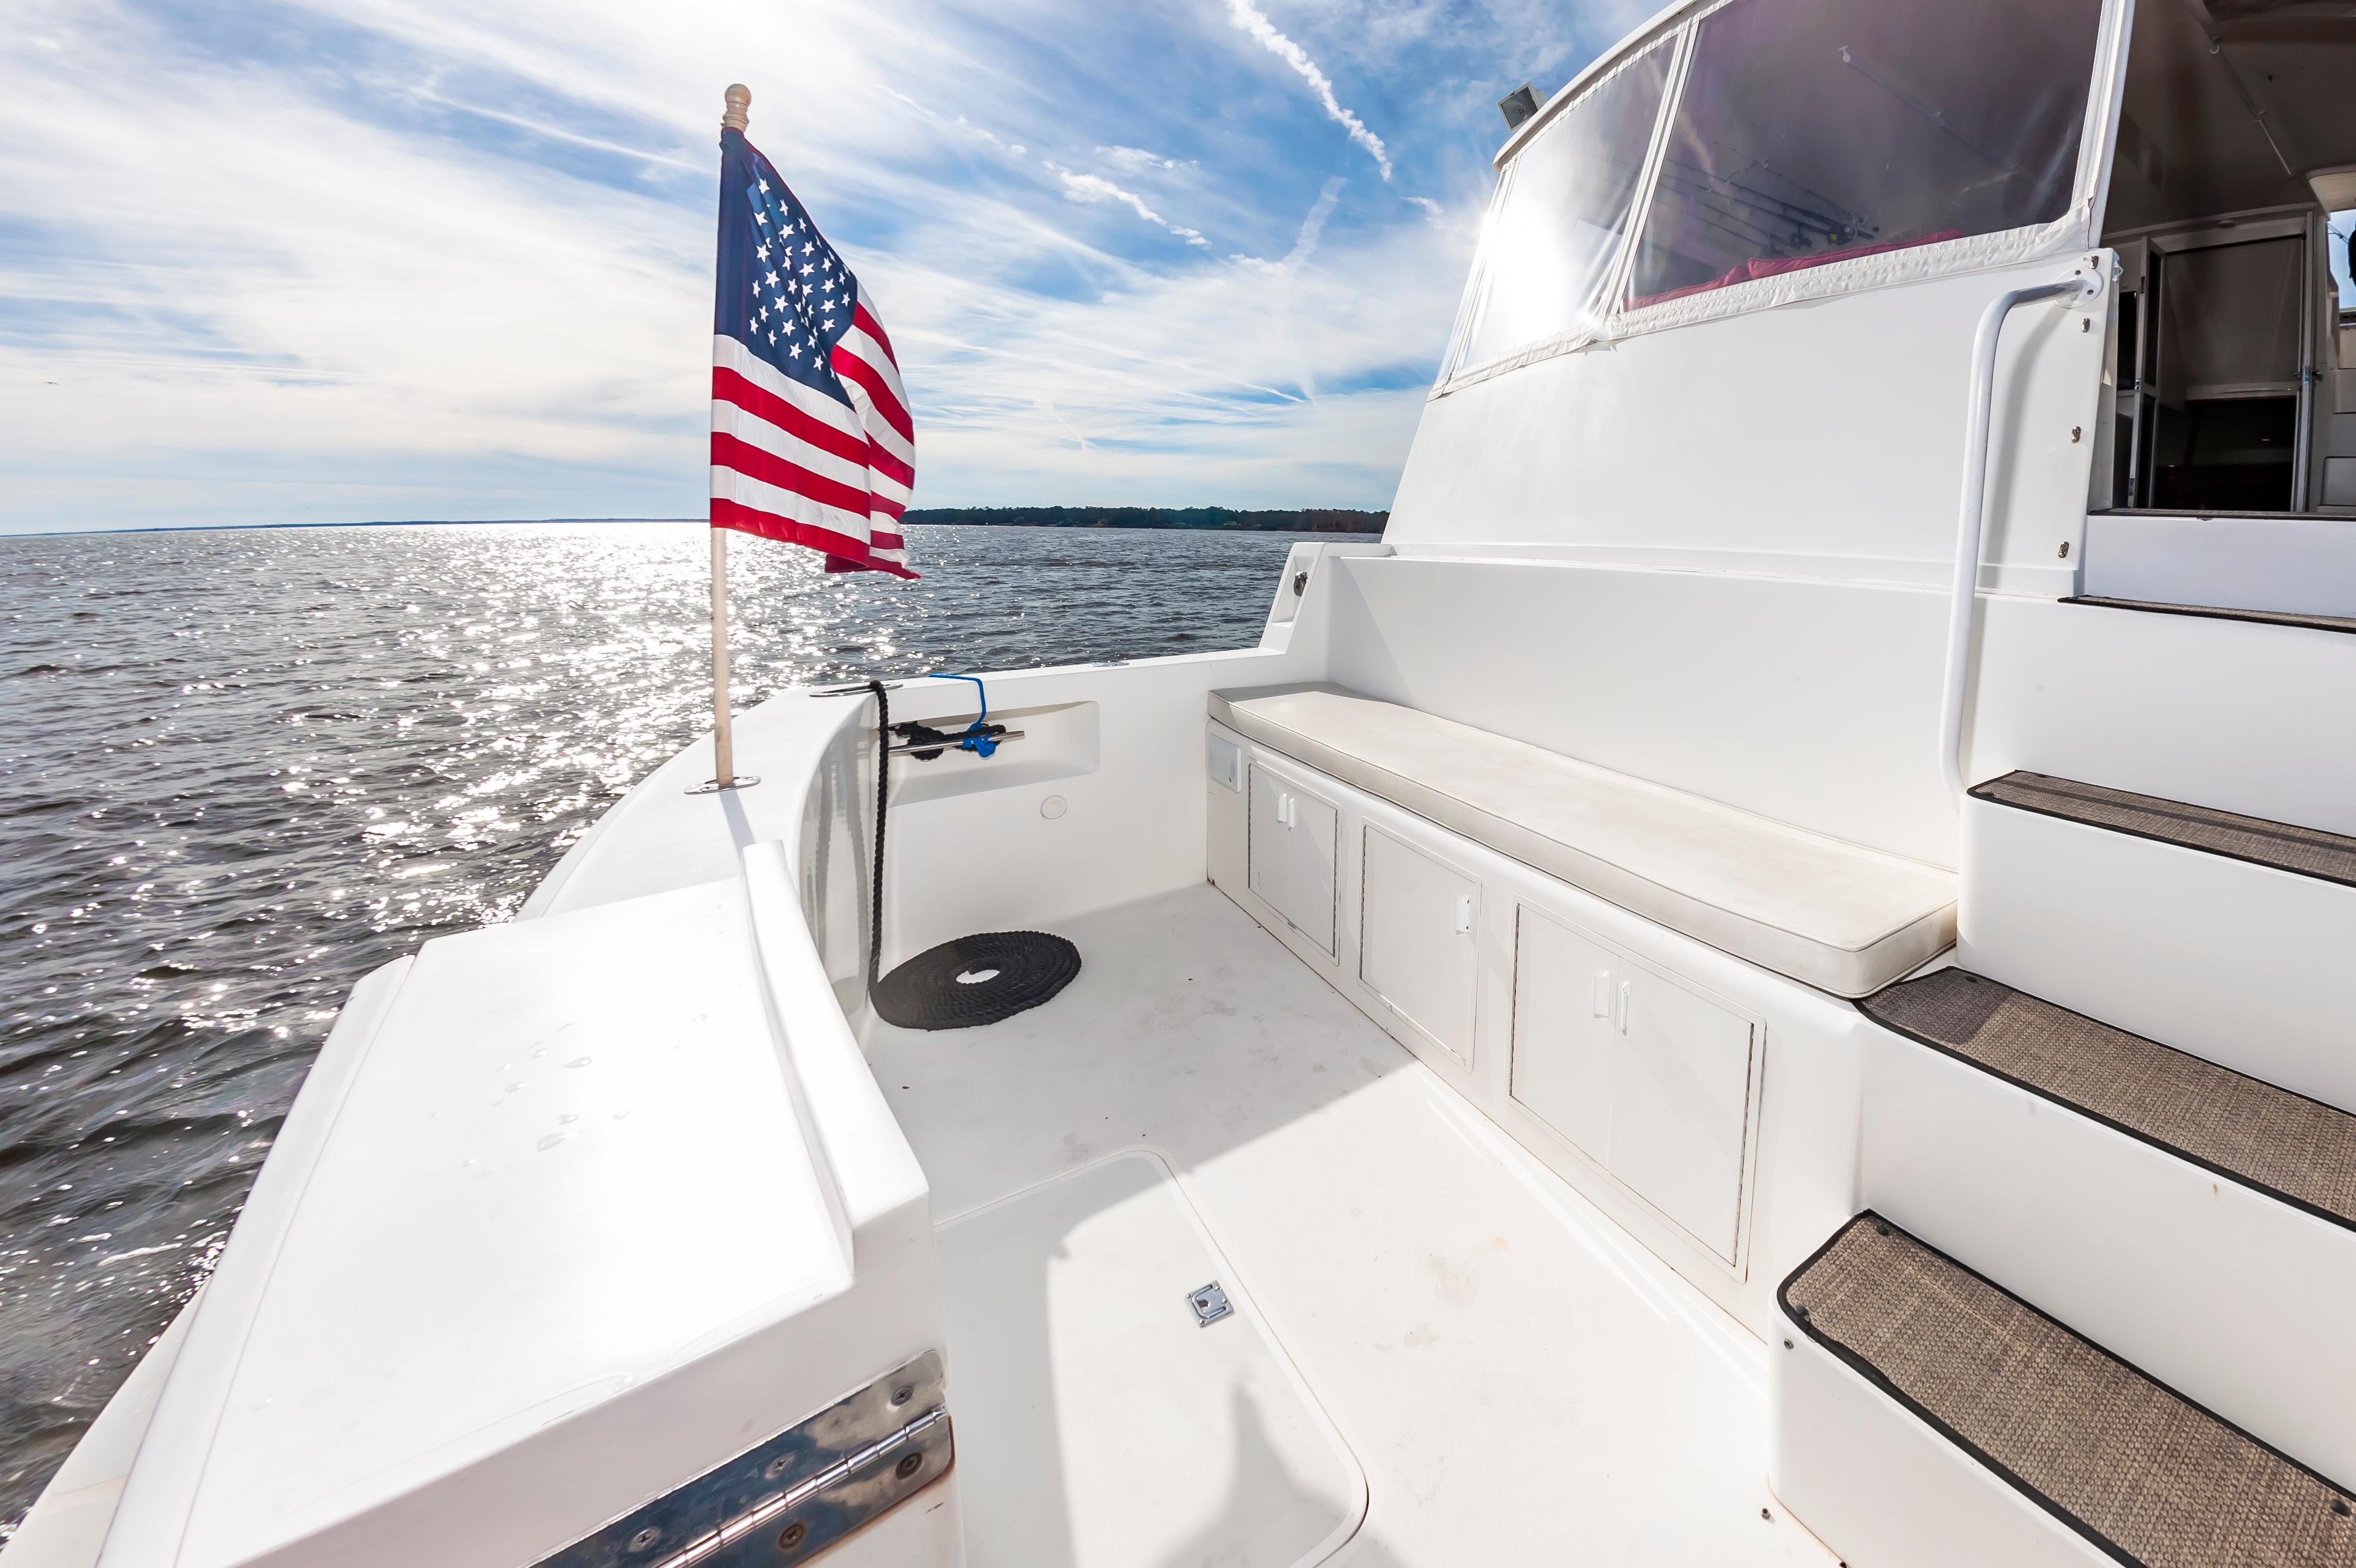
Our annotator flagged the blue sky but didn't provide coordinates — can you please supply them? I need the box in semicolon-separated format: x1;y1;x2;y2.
0;0;1652;532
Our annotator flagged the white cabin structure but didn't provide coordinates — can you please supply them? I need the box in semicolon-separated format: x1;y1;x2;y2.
10;0;2356;1564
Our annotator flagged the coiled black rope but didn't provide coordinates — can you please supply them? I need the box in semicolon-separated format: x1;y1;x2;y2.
872;930;1081;1031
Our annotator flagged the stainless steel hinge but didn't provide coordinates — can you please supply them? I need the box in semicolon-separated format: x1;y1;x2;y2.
536;1350;952;1568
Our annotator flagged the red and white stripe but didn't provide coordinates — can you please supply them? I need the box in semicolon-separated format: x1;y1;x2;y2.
709;294;915;577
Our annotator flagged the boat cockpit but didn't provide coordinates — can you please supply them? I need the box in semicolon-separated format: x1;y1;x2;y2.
13;2;2356;1567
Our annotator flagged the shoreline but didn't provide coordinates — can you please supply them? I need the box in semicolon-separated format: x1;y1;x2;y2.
0;515;1388;540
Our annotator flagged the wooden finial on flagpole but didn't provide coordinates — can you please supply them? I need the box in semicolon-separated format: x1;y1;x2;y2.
722;84;750;132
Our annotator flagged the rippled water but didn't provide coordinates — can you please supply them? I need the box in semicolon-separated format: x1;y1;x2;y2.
0;520;1353;1538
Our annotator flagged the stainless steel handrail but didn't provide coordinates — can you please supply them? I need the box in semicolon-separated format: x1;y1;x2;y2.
1939;273;2101;800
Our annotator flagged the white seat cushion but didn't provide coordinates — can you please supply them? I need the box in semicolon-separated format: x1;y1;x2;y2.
1209;683;1954;997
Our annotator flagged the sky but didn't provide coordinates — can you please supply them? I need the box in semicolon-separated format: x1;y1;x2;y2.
0;0;1655;533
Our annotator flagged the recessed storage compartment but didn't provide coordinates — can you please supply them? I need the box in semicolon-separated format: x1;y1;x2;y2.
887;699;1101;807
1510;905;1762;1265
1358;824;1480;1067
1248;763;1338;956
1207;732;1242;792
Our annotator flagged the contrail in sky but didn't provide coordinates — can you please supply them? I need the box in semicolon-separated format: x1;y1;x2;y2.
1223;0;1394;180
1044;162;1210;245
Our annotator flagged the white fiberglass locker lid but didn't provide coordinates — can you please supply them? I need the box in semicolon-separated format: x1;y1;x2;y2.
96;868;940;1568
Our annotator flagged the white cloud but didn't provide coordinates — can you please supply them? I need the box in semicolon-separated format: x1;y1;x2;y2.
1286;177;1348;269
885;162;1459;503
891;90;1029;158
1266;175;1346;401
1222;0;1394;180
900;243;1444;502
0;0;1491;528
1096;144;1193;174
1043;162;1210;246
0;6;710;526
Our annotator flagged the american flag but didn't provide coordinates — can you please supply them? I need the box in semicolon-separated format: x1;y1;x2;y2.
710;127;915;577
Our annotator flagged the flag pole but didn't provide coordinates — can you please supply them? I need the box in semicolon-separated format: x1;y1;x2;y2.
693;86;757;794
710;525;734;787
701;84;754;794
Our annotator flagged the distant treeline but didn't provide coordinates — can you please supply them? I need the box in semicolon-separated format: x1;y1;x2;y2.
902;506;1386;533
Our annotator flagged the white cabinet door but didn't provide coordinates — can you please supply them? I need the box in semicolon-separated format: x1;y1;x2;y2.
1281;782;1338;956
1508;907;1619;1165
1609;959;1757;1263
1246;764;1337;956
1359;825;1480;1066
1248;763;1287;914
1509;905;1759;1265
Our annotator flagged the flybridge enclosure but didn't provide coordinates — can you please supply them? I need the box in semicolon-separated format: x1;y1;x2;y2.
1445;0;2111;383
1413;0;2356;572
1393;0;2131;591
1629;1;2097;306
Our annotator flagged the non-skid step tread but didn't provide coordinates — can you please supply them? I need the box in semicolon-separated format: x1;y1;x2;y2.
1783;1215;2356;1568
1859;969;2356;1230
2061;595;2356;637
1971;771;2356;889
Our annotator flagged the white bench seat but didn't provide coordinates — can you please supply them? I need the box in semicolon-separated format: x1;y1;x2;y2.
1209;683;1955;997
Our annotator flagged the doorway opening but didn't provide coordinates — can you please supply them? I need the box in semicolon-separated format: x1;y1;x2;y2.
2097;0;2356;516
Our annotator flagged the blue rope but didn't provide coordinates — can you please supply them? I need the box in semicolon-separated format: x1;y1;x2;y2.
929;673;999;757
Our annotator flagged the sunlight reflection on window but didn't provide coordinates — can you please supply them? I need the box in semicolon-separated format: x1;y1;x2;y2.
1455;42;1672;371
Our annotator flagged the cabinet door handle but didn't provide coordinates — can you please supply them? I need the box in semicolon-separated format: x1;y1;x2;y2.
1615;981;1632;1034
1453;894;1474;935
1591;970;1614;1018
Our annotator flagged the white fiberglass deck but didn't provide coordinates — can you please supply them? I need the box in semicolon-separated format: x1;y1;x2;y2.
865;885;1835;1567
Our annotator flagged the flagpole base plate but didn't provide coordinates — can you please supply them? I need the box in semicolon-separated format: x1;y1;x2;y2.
686;775;762;795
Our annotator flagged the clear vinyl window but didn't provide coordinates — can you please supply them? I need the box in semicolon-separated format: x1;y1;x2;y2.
1453;41;1675;371
1627;0;2105;310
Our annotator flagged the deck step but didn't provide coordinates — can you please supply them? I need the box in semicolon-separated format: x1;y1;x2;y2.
1969;772;2356;888
1780;1213;2356;1568
1959;774;2356;1111
1858;969;2356;1231
1858;987;2356;1491
2061;595;2356;637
